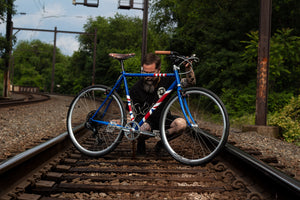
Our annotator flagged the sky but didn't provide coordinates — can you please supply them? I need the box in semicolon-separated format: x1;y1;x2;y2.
0;0;144;56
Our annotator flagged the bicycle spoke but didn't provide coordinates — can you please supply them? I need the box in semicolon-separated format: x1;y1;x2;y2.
160;88;229;165
67;85;125;157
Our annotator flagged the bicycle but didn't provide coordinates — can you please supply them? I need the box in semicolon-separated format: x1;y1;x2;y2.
67;51;229;166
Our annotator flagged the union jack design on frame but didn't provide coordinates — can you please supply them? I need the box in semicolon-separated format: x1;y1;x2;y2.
141;88;172;123
154;73;167;77
127;95;135;121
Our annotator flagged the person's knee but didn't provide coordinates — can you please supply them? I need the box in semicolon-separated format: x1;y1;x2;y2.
174;118;186;131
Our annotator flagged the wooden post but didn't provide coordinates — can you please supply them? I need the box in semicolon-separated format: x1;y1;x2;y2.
3;0;13;97
255;0;272;126
141;0;148;63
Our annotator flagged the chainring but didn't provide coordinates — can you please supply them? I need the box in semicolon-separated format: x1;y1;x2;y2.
124;121;140;140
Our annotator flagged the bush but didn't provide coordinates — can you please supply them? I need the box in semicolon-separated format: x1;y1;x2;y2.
230;113;255;129
221;85;256;117
242;29;300;94
269;95;300;145
268;91;293;113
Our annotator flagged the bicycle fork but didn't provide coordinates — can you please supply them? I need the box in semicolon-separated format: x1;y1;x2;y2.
173;64;198;130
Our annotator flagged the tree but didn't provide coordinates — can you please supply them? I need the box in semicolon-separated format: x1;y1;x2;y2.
72;14;168;93
0;0;11;55
150;0;300;120
77;15;143;87
272;0;300;35
242;28;300;94
151;0;260;92
1;0;15;97
151;0;300;94
12;40;69;92
62;50;92;94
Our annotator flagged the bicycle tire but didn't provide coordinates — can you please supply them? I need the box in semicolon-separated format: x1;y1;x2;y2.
160;87;229;165
67;85;125;157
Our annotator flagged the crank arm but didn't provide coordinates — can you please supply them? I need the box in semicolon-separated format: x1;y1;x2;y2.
140;130;157;137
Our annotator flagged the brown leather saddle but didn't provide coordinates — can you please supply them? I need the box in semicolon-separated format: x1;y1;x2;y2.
109;53;135;60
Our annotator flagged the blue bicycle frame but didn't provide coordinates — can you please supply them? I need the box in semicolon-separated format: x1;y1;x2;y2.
90;63;196;135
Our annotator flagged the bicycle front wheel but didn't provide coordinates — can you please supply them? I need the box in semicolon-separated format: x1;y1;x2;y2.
67;85;125;157
160;87;229;165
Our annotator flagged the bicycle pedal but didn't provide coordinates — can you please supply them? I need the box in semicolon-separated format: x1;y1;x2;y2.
153;130;161;140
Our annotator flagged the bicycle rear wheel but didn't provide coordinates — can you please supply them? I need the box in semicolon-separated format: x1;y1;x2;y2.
67;85;125;157
160;87;229;165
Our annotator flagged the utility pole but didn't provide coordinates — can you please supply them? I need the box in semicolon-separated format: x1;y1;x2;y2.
12;27;96;90
118;0;148;63
51;27;57;94
141;0;148;62
255;0;272;126
3;0;13;97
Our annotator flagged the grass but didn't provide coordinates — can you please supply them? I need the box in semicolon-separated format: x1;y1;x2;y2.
229;113;255;129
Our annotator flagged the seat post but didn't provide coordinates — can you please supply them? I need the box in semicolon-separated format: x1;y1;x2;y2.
120;60;125;72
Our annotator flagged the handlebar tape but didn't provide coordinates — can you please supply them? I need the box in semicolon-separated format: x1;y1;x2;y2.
155;51;172;55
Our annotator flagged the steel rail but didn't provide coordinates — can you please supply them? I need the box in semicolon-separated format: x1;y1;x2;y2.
0;126;299;199
0;124;85;197
0;124;84;174
224;142;300;198
195;130;300;198
0;93;50;107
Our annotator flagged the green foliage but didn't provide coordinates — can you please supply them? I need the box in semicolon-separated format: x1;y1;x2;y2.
152;0;260;94
220;27;299;139
151;0;300;102
12;40;69;92
0;0;16;67
74;14;169;92
268;91;294;113
2;0;299;145
230;113;255;129
269;95;300;145
272;0;300;35
8;14;167;96
0;0;16;23
221;83;256;117
15;63;44;86
77;15;143;88
242;29;300;93
0;33;7;59
0;0;7;23
61;50;92;94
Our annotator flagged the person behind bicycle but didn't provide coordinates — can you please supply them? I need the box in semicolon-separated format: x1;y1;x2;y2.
130;53;196;155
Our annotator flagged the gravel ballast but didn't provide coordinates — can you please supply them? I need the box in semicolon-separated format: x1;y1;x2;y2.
0;94;299;181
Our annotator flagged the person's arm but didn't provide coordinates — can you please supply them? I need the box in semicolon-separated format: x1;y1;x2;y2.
181;62;196;87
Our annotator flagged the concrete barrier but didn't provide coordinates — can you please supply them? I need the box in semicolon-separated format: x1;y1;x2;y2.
242;125;280;138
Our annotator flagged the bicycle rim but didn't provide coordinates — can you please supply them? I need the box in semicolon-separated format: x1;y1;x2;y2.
67;85;125;157
160;88;229;165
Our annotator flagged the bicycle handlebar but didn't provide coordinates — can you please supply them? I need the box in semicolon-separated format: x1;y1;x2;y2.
155;50;181;55
155;50;173;55
155;50;199;65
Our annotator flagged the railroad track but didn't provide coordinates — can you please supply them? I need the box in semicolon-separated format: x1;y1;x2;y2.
0;92;50;107
0;127;299;200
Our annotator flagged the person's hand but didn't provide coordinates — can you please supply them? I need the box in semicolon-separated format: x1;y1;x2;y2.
141;122;151;131
185;59;193;68
127;114;131;122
